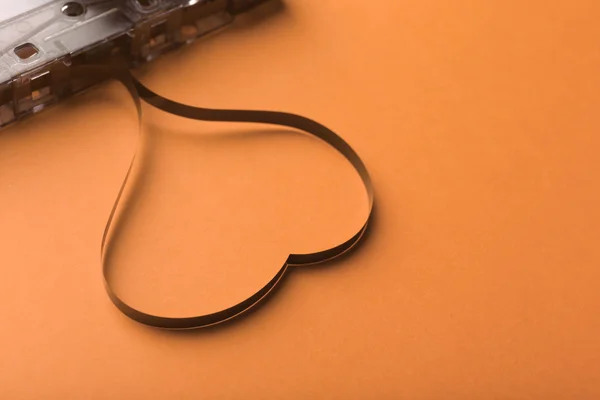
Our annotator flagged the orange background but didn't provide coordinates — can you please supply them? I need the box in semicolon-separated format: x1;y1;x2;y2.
2;0;600;398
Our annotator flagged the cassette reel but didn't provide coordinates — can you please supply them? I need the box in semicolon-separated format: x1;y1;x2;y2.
0;0;268;129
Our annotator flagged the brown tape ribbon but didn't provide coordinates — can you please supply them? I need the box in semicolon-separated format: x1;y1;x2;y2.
83;66;374;329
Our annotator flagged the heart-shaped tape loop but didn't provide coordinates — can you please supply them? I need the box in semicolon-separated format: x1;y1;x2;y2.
75;65;374;329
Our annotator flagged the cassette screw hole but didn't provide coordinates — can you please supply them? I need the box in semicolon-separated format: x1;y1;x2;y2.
14;43;39;60
62;2;85;17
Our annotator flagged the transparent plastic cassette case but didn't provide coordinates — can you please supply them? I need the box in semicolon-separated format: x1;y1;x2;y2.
0;0;268;128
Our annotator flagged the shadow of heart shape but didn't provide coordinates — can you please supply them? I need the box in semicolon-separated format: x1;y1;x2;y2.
100;71;374;329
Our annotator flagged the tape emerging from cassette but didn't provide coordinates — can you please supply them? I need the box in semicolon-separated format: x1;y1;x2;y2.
57;64;373;329
0;0;267;128
1;1;375;329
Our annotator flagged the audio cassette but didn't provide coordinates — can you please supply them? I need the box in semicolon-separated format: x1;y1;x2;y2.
0;0;268;129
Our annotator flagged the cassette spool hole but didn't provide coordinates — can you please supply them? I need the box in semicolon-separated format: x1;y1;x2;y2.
61;2;85;17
